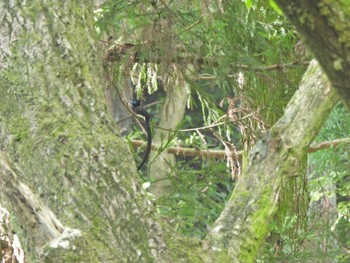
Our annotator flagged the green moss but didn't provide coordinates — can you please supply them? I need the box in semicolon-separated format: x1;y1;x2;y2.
164;233;204;262
238;184;276;262
10;118;30;142
9;214;40;263
205;249;232;263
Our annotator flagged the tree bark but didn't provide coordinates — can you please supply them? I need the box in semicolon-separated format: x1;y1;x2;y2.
149;84;188;197
274;0;350;111
0;1;166;261
203;60;339;262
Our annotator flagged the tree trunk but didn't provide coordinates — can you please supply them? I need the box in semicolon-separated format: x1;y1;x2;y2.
274;0;350;111
0;1;166;261
149;85;188;197
203;60;338;262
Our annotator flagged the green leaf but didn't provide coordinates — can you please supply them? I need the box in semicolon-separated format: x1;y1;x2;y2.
269;0;284;15
243;0;253;10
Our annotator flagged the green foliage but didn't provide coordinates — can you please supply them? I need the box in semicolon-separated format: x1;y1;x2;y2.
95;0;314;246
243;0;253;10
269;0;284;15
156;157;233;239
308;103;350;262
259;103;350;262
96;0;304;126
126;111;234;238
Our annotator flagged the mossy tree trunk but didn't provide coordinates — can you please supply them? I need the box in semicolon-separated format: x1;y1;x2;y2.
0;1;166;262
275;0;350;111
203;60;338;262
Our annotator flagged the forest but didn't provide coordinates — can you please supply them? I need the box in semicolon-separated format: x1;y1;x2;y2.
0;0;349;262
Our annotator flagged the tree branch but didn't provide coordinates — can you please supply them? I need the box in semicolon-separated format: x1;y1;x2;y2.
307;137;350;153
275;0;350;111
202;60;339;261
130;137;349;160
105;43;309;73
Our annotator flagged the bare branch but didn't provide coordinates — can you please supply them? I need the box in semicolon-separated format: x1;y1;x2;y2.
308;137;350;153
105;43;309;73
130;139;243;159
130;137;350;160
